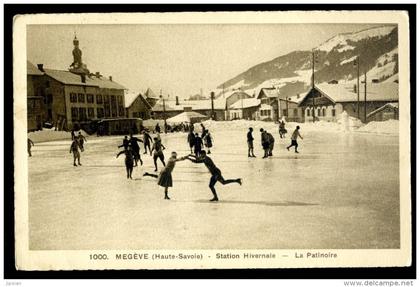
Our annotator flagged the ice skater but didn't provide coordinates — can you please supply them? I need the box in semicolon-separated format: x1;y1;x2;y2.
116;145;135;179
129;134;143;166
143;152;188;200
69;138;81;166
142;129;153;155
118;135;130;150
155;123;161;133
151;137;166;171
287;126;303;153
27;138;34;157
247;127;256;157
266;131;275;156
77;132;87;152
279;120;287;139
200;123;207;138
187;151;242;202
187;130;195;154
260;128;269;158
193;133;203;157
203;129;213;154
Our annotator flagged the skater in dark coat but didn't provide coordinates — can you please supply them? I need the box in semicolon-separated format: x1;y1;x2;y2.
187;130;195;154
129;134;143;166
142;130;153;155
193;133;203;157
203;129;213;154
247;128;256;157
266;132;275;156
287;126;303;153
27;138;34;157
118;136;130;150
77;132;87;152
260;128;269;158
187;151;242;202
151;137;166;172
155;123;161;133
116;145;135;179
279;120;287;139
144;152;188;200
69;138;81;166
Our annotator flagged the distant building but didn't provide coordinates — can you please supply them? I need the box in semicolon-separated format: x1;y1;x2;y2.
27;61;45;131
228;98;260;120
367;103;399;122
29;36;126;130
298;82;398;122
125;91;152;119
221;91;252;120
257;88;303;122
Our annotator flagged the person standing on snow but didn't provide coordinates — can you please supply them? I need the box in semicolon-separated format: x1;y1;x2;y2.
187;130;195;154
266;131;275;157
287;126;303;153
247;127;256;158
203;129;213;154
260;128;269;158
69;138;82;166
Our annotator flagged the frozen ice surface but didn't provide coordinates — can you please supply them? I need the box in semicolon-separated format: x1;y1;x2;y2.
28;124;399;250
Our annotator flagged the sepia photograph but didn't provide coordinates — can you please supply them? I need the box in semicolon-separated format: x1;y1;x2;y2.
11;9;412;271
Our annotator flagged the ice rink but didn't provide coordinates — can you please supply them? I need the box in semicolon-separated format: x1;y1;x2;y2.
28;124;400;250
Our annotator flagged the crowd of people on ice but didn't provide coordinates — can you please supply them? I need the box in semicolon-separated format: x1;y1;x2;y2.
27;120;303;202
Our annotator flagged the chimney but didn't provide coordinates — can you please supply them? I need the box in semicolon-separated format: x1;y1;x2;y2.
81;74;86;83
37;64;44;72
95;72;101;78
176;96;179;105
109;76;113;82
296;93;300;99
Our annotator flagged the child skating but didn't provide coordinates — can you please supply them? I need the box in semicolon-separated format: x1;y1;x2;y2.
287;126;303;153
116;145;135;179
187;151;242;202
143;152;188;200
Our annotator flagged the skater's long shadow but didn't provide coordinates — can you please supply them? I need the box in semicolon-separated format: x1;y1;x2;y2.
194;199;318;207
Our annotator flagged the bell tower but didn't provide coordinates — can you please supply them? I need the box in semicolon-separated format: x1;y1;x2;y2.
69;34;90;77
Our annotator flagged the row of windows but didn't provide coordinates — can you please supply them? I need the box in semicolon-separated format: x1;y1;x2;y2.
260;110;271;117
69;93;123;105
306;108;336;117
71;106;125;121
282;109;299;117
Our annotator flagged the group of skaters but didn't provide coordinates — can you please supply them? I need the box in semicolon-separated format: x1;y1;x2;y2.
187;123;213;156
247;121;303;158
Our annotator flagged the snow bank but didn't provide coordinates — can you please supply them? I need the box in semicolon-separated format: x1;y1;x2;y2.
356;119;399;135
28;129;89;143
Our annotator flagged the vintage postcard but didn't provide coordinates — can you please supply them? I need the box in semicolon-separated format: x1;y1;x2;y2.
13;10;411;270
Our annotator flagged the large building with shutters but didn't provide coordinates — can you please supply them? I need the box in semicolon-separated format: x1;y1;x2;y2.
28;36;126;130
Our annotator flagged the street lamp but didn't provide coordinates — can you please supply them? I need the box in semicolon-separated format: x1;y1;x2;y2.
160;93;167;134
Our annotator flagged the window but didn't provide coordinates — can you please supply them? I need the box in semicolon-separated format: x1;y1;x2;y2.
111;107;117;117
96;94;103;104
117;96;123;105
307;109;310;116
322;109;326;117
70;93;77;103
79;107;86;121
119;106;125;117
332;109;336;117
104;106;110;117
97;108;104;118
282;109;287;116
71;107;78;120
88;107;94;118
104;95;110;104
78;93;85;103
317;109;321;116
46;94;52;105
46;81;50;88
267;110;271;117
87;94;94;103
293;109;298;117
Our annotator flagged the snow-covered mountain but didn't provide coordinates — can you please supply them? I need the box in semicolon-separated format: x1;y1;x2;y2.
217;25;398;98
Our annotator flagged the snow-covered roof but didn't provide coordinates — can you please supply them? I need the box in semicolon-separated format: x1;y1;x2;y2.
167;111;208;124
27;61;44;76
229;98;261;109
44;68;126;90
258;88;280;99
124;91;142;108
299;82;398;106
152;98;226;112
367;102;399;118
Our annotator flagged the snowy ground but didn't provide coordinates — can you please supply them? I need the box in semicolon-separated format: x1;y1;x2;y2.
28;122;399;250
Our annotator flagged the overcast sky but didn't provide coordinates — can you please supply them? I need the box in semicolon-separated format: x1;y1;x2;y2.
27;23;381;99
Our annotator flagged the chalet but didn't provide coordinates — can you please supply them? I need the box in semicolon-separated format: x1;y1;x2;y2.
125;91;152;119
228;98;261;120
367;103;399;122
220;91;252;120
257;88;303;122
298;82;398;122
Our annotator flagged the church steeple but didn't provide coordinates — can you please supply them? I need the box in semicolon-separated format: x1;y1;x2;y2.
69;34;89;78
